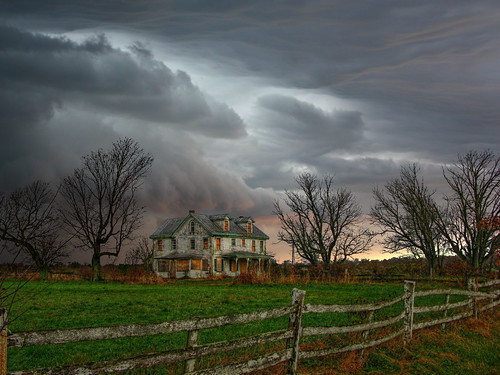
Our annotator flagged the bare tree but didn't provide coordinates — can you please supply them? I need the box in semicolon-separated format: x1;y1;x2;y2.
439;150;499;272
60;138;153;281
274;173;373;267
0;181;68;279
371;164;447;277
0;244;32;331
125;238;154;272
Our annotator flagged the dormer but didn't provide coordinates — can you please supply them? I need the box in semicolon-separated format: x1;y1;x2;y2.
235;216;254;233
209;214;231;231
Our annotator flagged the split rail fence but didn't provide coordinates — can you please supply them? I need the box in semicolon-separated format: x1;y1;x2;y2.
1;279;498;375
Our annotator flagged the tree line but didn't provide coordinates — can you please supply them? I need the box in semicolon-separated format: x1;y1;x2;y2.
275;150;499;277
1;144;498;281
0;138;153;281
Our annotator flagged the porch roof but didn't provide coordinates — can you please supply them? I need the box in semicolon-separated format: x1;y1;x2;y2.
220;251;274;259
154;252;206;260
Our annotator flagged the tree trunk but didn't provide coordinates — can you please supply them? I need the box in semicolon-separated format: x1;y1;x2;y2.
91;248;102;282
38;266;49;280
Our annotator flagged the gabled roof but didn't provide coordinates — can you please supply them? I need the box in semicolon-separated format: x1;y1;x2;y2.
150;211;269;240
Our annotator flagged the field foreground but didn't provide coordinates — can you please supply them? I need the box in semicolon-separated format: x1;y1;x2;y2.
4;279;499;374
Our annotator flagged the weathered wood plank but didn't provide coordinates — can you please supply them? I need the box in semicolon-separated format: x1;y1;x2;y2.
413;299;469;314
8;329;292;375
413;310;473;330
478;279;500;288
302;313;403;337
304;295;404;314
190;349;292;375
478;298;500;312
414;289;496;298
299;329;404;360
8;306;292;347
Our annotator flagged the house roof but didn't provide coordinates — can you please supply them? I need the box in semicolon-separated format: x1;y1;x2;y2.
150;211;269;240
154;252;206;260
221;251;274;259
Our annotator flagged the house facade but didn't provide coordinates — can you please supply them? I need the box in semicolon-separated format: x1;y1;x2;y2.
150;210;272;278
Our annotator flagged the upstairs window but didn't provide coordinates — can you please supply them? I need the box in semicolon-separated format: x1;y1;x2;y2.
157;240;163;251
231;238;236;247
223;220;229;232
203;237;209;249
241;239;246;247
252;240;256;252
247;222;252;233
190;221;195;234
190;238;195;250
216;238;221;251
172;238;177;250
260;241;264;252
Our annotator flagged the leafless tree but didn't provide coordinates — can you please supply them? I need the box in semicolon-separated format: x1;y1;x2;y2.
438;150;499;272
125;238;154;272
274;173;373;267
0;181;68;279
60;138;153;281
371;164;447;277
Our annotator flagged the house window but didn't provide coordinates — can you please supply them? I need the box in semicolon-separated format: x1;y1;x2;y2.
203;237;209;249
191;259;201;270
241;239;246;247
157;260;168;272
231;238;236;247
230;259;237;272
172;238;177;250
247;222;252;233
223;220;229;232
202;259;209;271
157;240;163;251
216;238;221;251
214;258;223;272
177;260;189;272
190;238;195;249
252;240;256;252
190;221;195;234
260;241;264;252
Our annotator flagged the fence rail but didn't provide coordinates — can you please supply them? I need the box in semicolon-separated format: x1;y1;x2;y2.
1;279;498;375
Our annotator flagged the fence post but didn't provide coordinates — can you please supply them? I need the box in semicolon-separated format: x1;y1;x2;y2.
360;310;374;357
0;309;7;375
441;294;450;330
184;329;199;374
288;288;305;375
468;278;478;319
403;280;415;345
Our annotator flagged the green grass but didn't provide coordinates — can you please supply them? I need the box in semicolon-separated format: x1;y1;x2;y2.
4;279;497;374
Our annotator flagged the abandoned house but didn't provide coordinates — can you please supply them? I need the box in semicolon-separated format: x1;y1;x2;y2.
150;210;272;278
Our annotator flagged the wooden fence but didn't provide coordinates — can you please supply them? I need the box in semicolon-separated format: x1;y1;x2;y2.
1;279;498;375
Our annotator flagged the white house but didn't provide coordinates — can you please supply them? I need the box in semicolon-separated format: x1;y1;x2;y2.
150;210;272;278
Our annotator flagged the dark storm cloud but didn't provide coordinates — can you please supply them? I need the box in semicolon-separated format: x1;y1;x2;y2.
0;25;247;139
258;94;364;151
1;1;499;262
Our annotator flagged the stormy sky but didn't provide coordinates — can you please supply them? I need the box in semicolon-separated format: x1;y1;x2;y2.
1;1;499;262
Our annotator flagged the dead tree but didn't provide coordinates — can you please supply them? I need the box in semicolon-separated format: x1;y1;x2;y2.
0;181;67;279
274;173;373;267
60;138;153;281
439;150;499;272
371;164;447;277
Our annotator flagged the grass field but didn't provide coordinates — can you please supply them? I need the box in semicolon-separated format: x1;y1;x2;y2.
4;279;499;374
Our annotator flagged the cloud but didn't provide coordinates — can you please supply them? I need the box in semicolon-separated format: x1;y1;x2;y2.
0;25;247;140
258;94;364;150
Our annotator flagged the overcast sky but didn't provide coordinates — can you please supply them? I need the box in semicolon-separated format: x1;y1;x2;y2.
1;1;499;263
